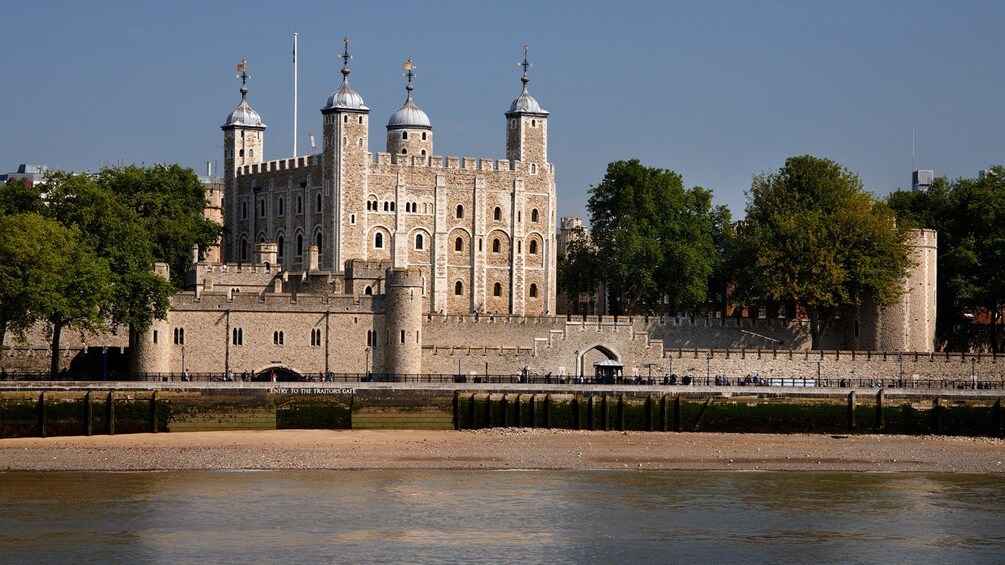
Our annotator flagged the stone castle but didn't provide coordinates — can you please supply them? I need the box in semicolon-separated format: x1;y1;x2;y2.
1;42;945;382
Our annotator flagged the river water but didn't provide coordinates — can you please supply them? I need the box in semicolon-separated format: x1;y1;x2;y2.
1;470;1003;563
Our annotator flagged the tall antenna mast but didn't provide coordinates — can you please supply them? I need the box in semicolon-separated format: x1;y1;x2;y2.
293;32;298;157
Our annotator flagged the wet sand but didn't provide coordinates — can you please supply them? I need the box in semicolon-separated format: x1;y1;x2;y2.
1;429;1003;473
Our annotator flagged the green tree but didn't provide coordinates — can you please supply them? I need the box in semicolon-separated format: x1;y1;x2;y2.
39;171;173;376
889;166;1005;351
96;164;220;287
0;214;78;360
736;155;910;349
586;159;719;315
557;227;601;314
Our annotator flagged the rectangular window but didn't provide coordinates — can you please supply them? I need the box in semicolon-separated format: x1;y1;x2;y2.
173;327;184;345
152;330;158;344
400;330;405;343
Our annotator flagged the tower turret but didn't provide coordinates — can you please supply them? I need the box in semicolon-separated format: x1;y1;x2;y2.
222;61;266;262
321;38;371;270
382;268;424;375
386;59;433;160
505;46;549;165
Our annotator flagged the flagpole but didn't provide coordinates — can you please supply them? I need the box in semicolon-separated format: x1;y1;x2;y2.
293;32;298;157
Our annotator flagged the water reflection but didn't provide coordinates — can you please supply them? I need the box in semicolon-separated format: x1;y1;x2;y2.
1;471;1002;563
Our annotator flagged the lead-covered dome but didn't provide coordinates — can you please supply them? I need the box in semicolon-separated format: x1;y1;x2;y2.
223;85;266;129
387;93;430;129
387;59;431;129
506;46;548;117
325;79;368;111
508;85;547;115
324;39;368;112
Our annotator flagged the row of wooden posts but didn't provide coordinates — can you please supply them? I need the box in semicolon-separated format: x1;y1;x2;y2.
18;391;160;438
453;390;1005;435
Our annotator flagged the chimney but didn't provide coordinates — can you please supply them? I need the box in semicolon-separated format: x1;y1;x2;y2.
307;245;319;271
254;242;278;268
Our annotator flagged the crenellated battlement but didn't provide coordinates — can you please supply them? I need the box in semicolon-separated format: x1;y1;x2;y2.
171;289;383;312
369;152;552;174
237;154;319;177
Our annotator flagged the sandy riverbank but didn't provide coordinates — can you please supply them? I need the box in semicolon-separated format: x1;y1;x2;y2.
1;429;1002;473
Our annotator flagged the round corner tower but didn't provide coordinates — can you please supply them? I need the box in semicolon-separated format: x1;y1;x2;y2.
865;228;938;352
382;267;424;375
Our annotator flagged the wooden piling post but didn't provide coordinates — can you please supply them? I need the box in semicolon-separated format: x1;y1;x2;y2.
602;394;609;431
485;394;493;429
84;391;93;436
587;395;595;431
453;391;460;430
544;394;552;429
150;391;158;433
529;394;536;428
468;393;477;429
995;398;1004;438
675;394;683;432
573;395;581;430
875;389;884;432
38;392;46;438
0;391;4;439
501;394;509;428
617;394;626;431
515;394;523;427
107;391;115;435
847;391;856;431
933;397;943;435
646;394;654;432
660;394;668;432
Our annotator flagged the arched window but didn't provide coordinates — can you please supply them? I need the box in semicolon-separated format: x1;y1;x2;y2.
454;281;463;295
232;327;243;346
259;199;265;217
316;193;322;212
375;232;384;249
402;131;408;140
241;201;248;219
493;282;502;297
493;207;501;221
364;286;373;295
240;238;248;261
531;208;539;222
297;195;303;214
421;132;427;141
315;232;323;254
492;238;500;253
529;283;538;298
455;205;464;219
277;235;285;258
383;202;389;212
239;149;244;157
273;331;284;345
343;115;348;123
296;234;303;256
390;202;395;211
420;149;427;156
529;240;538;255
415;233;424;250
454;237;463;252
401;148;408;155
278;197;285;216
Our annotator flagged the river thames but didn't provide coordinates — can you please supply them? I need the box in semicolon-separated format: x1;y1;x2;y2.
1;470;1003;563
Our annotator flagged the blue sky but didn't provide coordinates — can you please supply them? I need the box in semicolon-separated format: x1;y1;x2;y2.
2;0;1003;221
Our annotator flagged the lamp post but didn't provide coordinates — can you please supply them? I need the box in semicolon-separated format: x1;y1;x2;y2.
705;351;711;386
